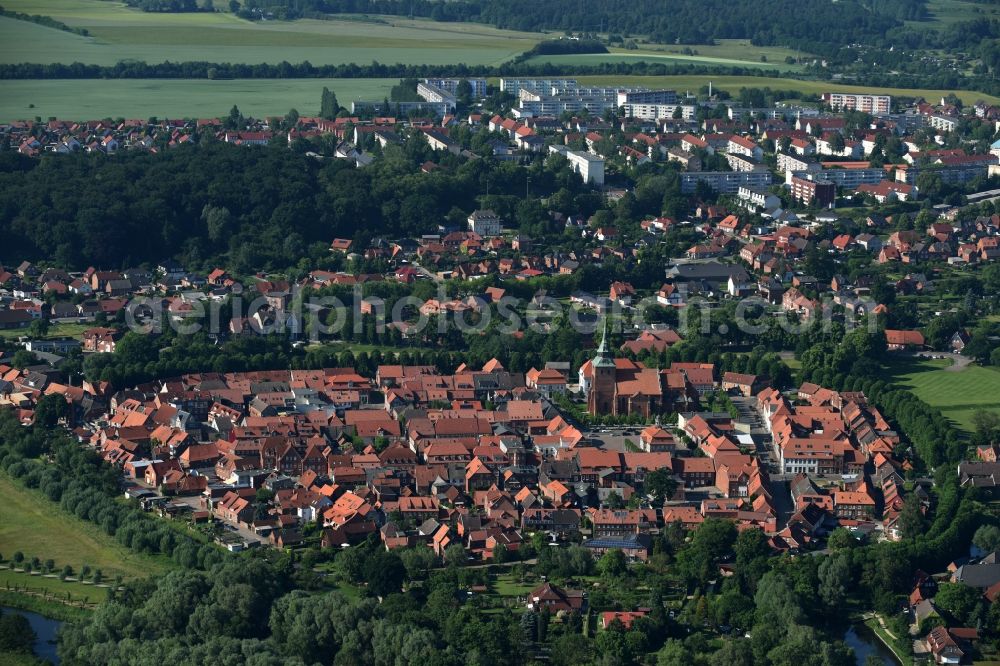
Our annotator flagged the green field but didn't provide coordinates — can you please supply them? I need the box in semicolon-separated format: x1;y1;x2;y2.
886;358;1000;432
909;0;1000;28
0;321;93;341
0;78;398;121
0;568;106;599
525;42;807;73
0;474;172;581
491;573;537;598
0;0;543;66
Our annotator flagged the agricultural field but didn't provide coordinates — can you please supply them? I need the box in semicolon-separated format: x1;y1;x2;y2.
885;357;1000;432
0;474;172;582
0;0;543;66
525;40;809;73
523;52;804;73
908;0;1000;29
0;78;397;121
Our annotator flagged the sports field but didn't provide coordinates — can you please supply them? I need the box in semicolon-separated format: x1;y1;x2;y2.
886;357;1000;432
0;474;172;581
0;0;542;66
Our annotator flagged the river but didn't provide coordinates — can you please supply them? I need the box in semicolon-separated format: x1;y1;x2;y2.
843;623;901;665
1;606;63;665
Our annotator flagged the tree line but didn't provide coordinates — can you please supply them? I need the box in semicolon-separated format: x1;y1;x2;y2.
0;58;791;80
0;4;90;36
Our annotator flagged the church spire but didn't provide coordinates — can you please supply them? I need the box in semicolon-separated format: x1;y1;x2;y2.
597;318;609;354
592;318;615;368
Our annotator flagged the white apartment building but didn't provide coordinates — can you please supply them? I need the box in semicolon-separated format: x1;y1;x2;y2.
500;78;579;94
621;103;697;120
822;93;891;115
416;82;457;112
786;167;885;188
423;78;487;97
680;170;772;194
550;145;605;186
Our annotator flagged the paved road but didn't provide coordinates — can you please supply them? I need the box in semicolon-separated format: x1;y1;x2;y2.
168;493;263;545
913;350;971;372
126;479;262;545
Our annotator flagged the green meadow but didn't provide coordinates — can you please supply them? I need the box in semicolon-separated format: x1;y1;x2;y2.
525;39;809;73
886;357;1000;432
0;0;542;66
909;0;1000;28
0;474;172;582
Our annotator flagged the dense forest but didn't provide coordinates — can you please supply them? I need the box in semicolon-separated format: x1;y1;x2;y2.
0;138;613;271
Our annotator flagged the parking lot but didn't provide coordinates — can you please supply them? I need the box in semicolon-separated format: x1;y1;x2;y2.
586;425;652;452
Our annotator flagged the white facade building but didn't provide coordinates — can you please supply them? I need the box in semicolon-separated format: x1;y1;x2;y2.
467;210;502;236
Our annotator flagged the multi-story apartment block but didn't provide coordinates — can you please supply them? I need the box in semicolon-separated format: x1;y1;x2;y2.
777;152;821;176
680;170;772;194
789;175;836;207
616;89;678;106
621;104;697;120
787;167;885;189
416;82;457;112
821;92;891;115
423;78;487;97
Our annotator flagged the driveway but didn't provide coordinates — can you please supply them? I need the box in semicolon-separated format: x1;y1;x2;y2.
913;350;971;372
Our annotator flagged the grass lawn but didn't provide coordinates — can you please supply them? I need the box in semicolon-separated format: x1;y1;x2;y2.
863;616;912;665
0;321;93;341
0;568;107;600
0;0;542;66
0;588;93;621
0;474;172;581
884;357;1000;432
491;573;536;598
783;357;803;370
